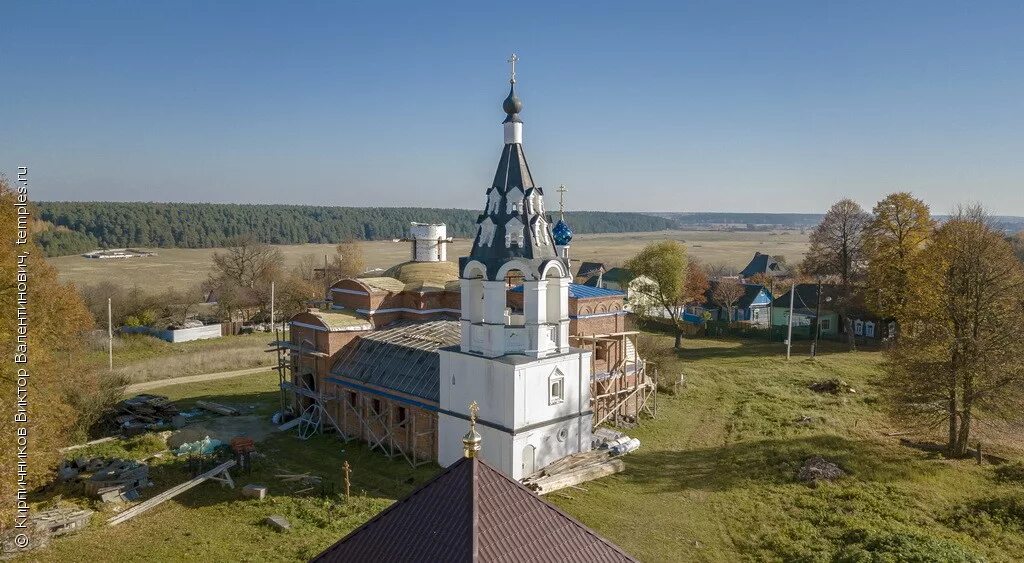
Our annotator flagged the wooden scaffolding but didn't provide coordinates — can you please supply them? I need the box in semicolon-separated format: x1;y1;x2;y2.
572;331;657;427
269;321;445;468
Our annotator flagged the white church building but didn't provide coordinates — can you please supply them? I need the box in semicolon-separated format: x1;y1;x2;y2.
281;59;594;480
439;60;593;478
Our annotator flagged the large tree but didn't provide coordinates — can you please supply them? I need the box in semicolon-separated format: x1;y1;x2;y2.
803;199;871;349
681;260;710;310
1;178;103;532
711;279;745;322
885;207;1024;457
626;241;690;348
330;240;366;281
864;192;934;329
210;234;282;289
803;199;871;287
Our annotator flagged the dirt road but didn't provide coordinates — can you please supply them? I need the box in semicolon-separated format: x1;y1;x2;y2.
124;366;272;394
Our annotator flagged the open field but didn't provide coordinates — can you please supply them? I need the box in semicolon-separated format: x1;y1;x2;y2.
50;230;809;292
26;335;1024;562
84;332;276;385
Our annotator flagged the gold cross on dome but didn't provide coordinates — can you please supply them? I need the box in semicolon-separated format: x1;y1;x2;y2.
557;185;568;218
469;401;479;427
507;53;519;83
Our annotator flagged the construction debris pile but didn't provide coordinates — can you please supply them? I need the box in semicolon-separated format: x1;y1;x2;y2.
593;427;641;455
58;457;153;503
1;508;94;555
111;394;182;434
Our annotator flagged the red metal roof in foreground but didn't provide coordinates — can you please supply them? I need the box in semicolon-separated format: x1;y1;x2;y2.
311;456;637;563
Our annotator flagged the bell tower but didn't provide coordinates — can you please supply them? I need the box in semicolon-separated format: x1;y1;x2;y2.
439;56;593;479
458;54;571;359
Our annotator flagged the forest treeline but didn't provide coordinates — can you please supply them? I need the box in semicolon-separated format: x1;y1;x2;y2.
34;202;678;256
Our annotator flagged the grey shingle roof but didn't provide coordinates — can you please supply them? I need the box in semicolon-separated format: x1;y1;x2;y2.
328;321;461;402
740;252;787;277
311;456;637;563
576;261;606;278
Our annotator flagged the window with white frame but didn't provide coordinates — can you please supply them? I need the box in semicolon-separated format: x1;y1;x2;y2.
865;321;875;338
855;320;864;336
549;369;565;405
820;318;831;331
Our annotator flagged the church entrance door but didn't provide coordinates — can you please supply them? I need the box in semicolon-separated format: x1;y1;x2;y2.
522;444;536;476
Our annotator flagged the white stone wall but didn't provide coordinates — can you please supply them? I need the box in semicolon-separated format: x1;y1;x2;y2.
438;347;593;479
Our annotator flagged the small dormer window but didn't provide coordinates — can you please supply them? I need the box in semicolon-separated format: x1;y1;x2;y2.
549;369;565;405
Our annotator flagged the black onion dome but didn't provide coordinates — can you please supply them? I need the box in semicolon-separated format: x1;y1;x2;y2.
502;84;522;123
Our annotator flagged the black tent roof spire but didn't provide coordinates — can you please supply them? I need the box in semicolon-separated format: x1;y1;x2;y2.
460;54;564;281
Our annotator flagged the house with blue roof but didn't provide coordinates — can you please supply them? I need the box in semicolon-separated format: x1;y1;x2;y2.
699;281;774;325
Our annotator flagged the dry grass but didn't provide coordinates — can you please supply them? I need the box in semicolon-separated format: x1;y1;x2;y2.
51;230;809;292
84;332;274;384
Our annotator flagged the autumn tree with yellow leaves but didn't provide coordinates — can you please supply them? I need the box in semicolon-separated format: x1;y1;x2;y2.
863;192;934;331
884;206;1024;458
1;177;103;532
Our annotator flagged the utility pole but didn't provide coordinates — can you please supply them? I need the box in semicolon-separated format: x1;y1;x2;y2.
270;281;275;332
786;282;795;360
811;278;822;358
107;297;113;371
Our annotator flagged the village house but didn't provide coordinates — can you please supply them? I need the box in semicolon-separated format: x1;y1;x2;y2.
739;251;788;280
574;261;606;285
699;281;773;325
770;283;890;342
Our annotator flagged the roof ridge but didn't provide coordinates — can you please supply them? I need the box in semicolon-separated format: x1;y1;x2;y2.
470;457;480;562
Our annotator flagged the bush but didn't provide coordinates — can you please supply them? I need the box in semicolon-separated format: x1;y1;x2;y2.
994;462;1024;484
948;493;1024;537
834;529;982;562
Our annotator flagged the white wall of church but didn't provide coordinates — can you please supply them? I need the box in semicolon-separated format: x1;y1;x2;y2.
512;415;592;479
512;352;590;429
437;347;593;479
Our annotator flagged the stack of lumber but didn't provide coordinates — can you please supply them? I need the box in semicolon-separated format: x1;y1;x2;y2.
521;450;626;495
196;400;240;416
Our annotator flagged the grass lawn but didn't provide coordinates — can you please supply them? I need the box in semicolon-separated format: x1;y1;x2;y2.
32;371;437;562
27;337;1024;562
550;337;1024;562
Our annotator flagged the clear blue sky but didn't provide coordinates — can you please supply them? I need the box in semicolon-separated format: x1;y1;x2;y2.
3;1;1023;214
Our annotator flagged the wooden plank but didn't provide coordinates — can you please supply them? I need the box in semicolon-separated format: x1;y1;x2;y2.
60;436;118;453
107;460;236;526
195;400;240;416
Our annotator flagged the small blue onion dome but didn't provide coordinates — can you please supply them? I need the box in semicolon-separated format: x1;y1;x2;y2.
552;219;573;246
